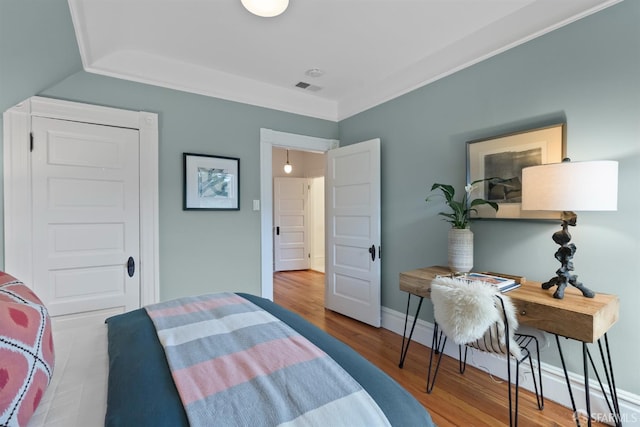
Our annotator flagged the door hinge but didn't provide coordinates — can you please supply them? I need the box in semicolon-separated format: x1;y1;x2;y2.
30;132;34;152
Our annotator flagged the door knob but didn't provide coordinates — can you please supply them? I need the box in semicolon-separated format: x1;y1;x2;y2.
369;245;376;261
127;257;135;278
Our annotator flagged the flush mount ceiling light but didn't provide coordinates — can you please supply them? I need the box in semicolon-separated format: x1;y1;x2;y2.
241;0;289;17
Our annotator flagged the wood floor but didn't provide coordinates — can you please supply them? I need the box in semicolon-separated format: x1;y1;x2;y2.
274;270;605;427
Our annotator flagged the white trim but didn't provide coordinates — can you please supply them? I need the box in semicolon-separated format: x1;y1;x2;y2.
259;129;338;300
381;305;640;425
68;1;621;122
3;101;33;282
2;96;160;307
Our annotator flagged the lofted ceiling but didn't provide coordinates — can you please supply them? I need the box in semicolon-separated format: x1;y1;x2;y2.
68;0;620;121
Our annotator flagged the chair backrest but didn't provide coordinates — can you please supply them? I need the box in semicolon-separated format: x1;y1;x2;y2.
431;276;522;359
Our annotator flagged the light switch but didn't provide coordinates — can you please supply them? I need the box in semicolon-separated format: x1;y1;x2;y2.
253;200;260;211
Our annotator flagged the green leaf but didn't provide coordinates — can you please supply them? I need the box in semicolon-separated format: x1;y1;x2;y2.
430;183;455;203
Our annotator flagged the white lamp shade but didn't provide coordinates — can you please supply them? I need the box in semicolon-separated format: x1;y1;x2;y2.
521;160;618;211
284;163;292;174
241;0;289;17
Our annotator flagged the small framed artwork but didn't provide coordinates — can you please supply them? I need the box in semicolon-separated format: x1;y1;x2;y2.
183;153;240;210
466;123;566;220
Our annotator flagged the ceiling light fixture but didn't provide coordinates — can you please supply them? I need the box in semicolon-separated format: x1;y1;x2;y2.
241;0;289;17
284;149;293;174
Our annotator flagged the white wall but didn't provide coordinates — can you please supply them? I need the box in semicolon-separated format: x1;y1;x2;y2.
309;177;325;273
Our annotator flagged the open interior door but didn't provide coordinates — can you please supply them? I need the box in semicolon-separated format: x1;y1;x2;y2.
325;138;381;327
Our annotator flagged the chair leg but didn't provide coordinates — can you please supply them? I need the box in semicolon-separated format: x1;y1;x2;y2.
515;358;522;427
533;338;544;410
458;345;468;374
508;354;514;426
528;346;544;410
426;323;447;393
507;337;545;427
516;335;545;410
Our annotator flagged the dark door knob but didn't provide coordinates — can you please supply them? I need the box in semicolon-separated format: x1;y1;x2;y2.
127;257;135;278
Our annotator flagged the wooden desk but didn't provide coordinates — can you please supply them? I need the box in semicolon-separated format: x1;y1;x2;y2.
399;266;619;343
398;266;621;427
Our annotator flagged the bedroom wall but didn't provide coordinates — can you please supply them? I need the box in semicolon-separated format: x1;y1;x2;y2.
40;74;338;300
338;0;640;394
0;0;338;300
2;0;638;397
0;0;84;268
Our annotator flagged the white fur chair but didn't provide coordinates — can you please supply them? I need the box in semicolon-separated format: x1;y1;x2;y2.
427;277;544;426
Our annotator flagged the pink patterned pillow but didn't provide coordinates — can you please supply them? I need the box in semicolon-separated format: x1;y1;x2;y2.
0;272;55;426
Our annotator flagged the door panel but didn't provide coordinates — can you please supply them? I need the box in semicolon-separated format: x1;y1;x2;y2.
274;177;310;271
325;138;381;327
31;116;140;316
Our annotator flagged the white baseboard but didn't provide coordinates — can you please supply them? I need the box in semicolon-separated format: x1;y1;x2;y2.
382;305;640;426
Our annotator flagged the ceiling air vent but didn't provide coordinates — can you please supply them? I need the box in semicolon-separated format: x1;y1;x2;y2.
295;81;322;92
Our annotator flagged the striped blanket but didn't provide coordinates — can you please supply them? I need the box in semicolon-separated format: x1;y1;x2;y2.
145;293;391;427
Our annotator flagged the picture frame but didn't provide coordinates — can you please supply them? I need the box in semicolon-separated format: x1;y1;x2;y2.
183;153;240;210
466;123;566;220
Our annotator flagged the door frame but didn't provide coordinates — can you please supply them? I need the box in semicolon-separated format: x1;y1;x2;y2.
3;96;160;306
259;128;338;300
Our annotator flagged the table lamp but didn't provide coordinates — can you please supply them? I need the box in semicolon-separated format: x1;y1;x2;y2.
521;158;618;299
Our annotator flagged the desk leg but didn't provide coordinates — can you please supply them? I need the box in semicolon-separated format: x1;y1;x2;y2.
555;334;622;427
398;294;423;368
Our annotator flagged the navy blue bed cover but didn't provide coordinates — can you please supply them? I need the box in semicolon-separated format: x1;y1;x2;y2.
105;293;434;426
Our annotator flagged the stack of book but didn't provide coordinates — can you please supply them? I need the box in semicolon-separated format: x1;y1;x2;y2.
464;272;521;292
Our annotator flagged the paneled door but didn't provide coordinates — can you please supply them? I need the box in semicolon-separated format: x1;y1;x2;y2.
325;138;381;327
30;116;140;316
274;177;310;271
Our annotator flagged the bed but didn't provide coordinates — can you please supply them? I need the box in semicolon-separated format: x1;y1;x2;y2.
104;292;433;426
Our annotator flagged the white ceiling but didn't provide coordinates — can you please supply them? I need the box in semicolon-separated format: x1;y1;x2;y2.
68;0;619;121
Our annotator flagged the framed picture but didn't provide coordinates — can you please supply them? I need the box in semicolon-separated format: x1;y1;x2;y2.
466;123;565;220
183;153;240;210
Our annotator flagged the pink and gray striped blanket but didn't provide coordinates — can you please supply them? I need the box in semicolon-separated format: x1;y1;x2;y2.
145;292;391;426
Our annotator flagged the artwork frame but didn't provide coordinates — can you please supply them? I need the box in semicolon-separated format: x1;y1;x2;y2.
466;123;566;220
183;153;240;210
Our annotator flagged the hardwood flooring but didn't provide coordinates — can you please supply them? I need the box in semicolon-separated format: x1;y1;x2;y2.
274;270;605;427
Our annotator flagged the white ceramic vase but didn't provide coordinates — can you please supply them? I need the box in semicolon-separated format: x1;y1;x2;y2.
448;228;474;273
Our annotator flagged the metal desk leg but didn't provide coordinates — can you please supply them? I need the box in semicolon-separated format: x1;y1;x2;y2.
555;335;579;426
398;294;424;368
555;334;622;427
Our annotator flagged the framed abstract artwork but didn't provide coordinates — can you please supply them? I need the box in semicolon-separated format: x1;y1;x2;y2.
183;153;240;210
466;123;566;220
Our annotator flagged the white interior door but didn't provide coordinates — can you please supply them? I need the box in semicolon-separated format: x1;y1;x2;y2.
31;116;140;316
274;177;310;271
325;138;381;327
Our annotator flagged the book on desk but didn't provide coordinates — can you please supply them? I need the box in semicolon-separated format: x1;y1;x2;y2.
437;272;521;293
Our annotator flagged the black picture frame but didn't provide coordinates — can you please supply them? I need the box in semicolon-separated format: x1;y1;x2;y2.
183;153;240;210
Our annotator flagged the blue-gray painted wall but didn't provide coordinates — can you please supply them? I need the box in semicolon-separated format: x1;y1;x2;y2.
338;1;639;393
1;0;638;394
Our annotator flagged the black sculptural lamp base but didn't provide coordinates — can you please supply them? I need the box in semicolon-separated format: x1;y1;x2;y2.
543;211;595;299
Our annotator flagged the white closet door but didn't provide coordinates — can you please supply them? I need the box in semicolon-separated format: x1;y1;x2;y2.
31;116;140;316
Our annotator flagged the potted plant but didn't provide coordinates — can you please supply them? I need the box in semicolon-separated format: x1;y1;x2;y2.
426;178;499;273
